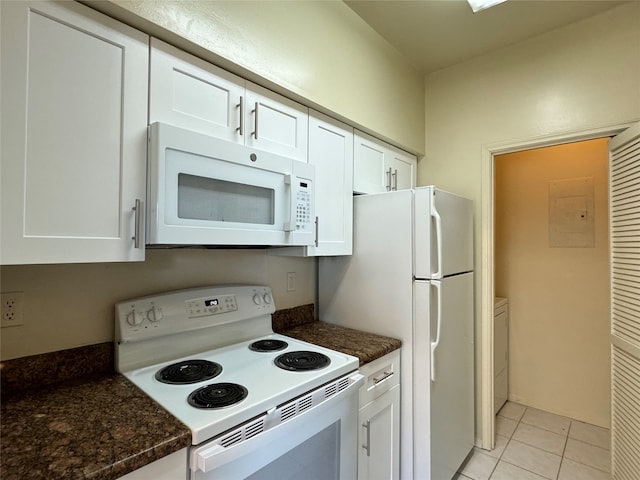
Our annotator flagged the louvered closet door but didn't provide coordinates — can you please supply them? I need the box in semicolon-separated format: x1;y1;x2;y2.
609;121;640;480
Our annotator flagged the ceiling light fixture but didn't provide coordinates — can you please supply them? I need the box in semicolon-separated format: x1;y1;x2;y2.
467;0;508;13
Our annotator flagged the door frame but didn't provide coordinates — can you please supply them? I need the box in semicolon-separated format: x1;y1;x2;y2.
478;121;634;449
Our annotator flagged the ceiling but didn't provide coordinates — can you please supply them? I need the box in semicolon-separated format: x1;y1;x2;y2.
345;0;629;74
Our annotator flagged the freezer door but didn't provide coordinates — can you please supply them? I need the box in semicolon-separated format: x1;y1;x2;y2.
414;187;473;279
430;272;475;479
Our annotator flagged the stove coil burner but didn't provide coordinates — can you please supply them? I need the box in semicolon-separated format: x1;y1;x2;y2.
249;339;288;352
188;383;248;409
155;359;222;385
275;351;331;371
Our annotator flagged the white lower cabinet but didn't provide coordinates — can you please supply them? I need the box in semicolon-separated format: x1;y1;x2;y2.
118;448;187;480
358;350;400;480
0;0;148;264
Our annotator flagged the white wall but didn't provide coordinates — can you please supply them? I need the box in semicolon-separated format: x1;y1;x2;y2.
422;1;640;439
95;0;425;154
495;139;610;427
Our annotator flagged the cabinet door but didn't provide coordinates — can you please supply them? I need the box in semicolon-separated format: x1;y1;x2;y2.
1;0;148;264
307;111;354;256
245;82;308;162
358;385;400;480
353;131;388;194
149;38;244;143
386;148;416;192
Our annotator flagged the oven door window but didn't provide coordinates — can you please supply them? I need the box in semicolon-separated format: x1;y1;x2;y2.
248;422;340;480
189;380;359;480
178;174;275;225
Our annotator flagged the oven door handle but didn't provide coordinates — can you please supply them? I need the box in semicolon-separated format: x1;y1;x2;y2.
192;372;364;473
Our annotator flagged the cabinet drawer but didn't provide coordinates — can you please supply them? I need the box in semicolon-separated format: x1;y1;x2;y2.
359;350;400;406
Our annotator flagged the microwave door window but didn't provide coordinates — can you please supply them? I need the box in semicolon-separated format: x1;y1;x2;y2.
177;174;275;225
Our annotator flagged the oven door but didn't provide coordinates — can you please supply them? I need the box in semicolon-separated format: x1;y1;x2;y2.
189;373;363;480
147;122;315;247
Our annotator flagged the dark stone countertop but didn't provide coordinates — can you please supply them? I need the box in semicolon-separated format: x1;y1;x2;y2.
1;305;400;480
272;304;401;365
0;343;190;480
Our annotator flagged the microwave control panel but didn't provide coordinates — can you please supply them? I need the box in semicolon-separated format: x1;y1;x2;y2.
295;180;313;232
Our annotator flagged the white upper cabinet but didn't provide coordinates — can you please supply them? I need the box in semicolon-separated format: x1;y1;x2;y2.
0;0;148;265
353;131;416;194
308;112;354;256
270;111;354;257
149;38;244;143
149;39;308;162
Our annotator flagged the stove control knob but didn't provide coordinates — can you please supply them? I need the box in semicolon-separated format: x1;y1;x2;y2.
126;311;143;327
263;293;272;305
147;307;163;322
253;293;263;305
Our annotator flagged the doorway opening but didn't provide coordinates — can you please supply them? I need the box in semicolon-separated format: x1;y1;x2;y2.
493;139;611;429
479;123;629;450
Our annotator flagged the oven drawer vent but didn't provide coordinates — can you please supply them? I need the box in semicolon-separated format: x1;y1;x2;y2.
204;373;361;461
219;418;264;448
280;393;313;421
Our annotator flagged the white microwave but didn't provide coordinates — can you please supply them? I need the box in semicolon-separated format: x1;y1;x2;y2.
146;122;315;247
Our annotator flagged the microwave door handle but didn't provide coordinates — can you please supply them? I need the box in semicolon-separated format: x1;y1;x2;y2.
284;174;295;232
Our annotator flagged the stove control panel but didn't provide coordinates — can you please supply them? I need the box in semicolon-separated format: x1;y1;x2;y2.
115;285;275;344
187;294;237;318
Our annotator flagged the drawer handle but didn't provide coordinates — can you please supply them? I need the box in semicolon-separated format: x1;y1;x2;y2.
373;371;394;384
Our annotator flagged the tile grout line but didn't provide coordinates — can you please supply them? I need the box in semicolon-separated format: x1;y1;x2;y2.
555;420;571;480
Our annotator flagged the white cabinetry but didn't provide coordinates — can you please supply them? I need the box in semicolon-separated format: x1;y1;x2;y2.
149;38;308;162
0;0;148;264
353;131;416;194
358;350;400;480
118;449;187;480
273;111;354;257
494;297;509;414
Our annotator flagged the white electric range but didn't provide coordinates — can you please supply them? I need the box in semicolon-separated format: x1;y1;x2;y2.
115;285;362;480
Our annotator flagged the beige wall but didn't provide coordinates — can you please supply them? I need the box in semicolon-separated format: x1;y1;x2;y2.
495;139;610;427
93;0;425;154
0;250;314;360
422;1;640;436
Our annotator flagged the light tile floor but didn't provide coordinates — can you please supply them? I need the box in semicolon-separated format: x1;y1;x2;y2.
455;402;611;480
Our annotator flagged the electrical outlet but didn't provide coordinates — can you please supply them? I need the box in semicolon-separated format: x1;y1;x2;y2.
1;292;24;328
287;272;296;292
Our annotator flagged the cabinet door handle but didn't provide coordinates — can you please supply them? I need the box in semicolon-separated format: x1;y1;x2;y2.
252;101;259;139
314;216;319;247
392;169;398;190
132;199;144;249
373;371;394;384
385;167;392;191
237;96;244;136
362;419;371;457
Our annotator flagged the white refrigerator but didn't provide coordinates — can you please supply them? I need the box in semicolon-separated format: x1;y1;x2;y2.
319;186;474;480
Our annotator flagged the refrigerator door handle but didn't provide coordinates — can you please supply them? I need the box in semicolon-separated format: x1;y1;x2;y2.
431;194;443;279
430;279;442;382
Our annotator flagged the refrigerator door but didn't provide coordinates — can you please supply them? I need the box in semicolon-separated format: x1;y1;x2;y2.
414;187;473;279
430;272;475;479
